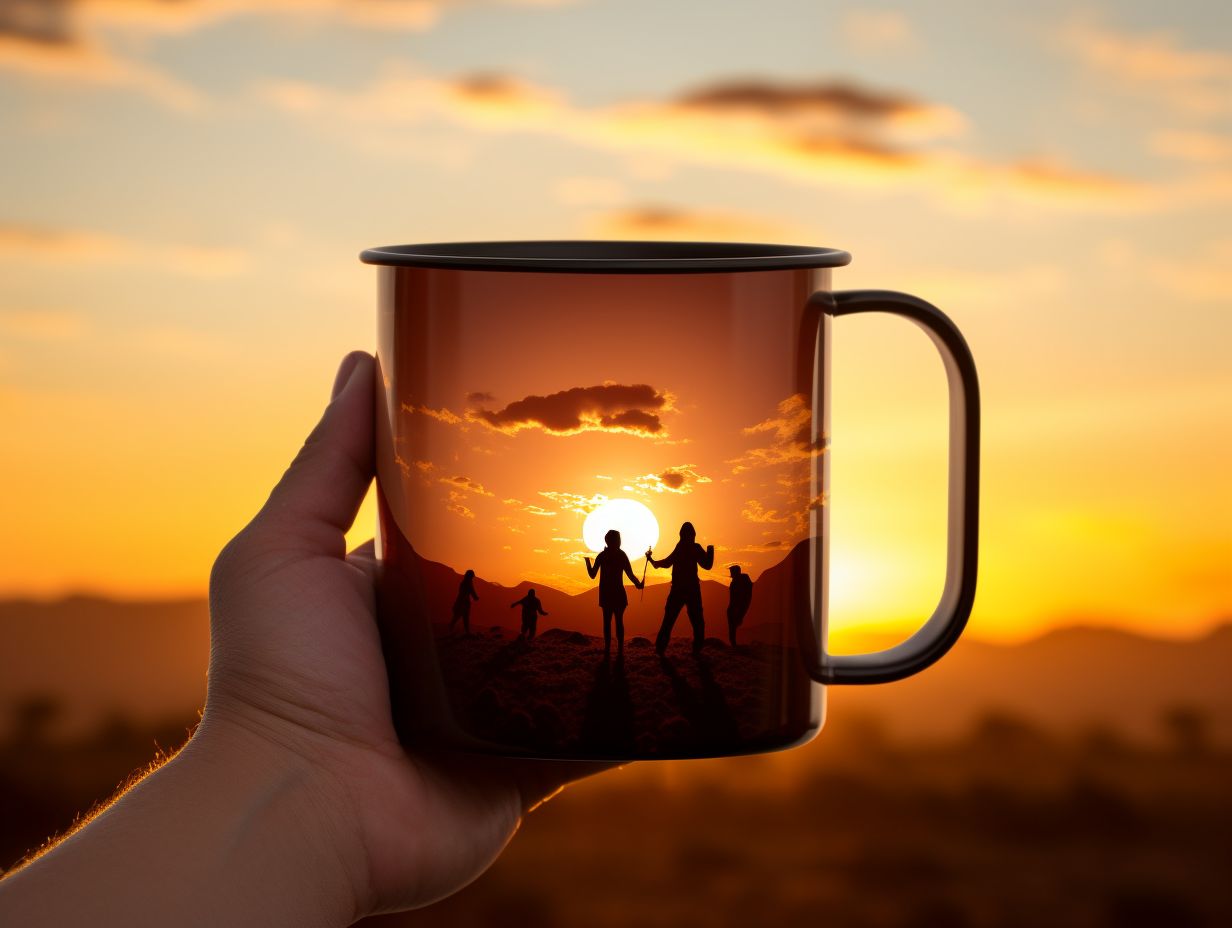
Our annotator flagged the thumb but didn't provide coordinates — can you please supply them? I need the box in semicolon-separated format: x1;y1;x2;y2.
252;351;375;554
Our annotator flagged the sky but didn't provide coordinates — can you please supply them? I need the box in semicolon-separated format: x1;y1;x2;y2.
0;0;1228;645
375;265;824;596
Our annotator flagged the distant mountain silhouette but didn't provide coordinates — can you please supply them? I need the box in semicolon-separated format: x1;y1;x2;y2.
1;590;1228;746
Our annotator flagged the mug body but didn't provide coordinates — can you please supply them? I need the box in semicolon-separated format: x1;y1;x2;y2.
369;242;845;760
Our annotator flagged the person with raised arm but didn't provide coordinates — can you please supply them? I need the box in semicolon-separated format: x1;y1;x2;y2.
646;521;715;656
584;529;644;657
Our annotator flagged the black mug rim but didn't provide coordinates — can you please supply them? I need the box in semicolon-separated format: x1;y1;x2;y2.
359;240;852;273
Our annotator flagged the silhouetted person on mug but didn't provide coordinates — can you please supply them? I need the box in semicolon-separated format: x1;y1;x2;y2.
726;565;753;647
449;569;479;635
646;521;714;655
511;588;549;640
584;529;644;657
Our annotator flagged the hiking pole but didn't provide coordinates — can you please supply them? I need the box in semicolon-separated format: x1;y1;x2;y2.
640;551;650;601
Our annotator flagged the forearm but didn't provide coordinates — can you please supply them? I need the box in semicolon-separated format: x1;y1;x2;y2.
0;719;363;928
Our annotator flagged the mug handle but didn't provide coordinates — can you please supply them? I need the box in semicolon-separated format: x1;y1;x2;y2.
802;289;980;684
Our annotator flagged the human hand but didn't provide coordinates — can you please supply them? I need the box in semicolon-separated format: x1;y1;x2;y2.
203;351;608;918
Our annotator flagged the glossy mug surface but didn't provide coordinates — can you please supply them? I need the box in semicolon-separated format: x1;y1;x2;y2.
363;241;979;761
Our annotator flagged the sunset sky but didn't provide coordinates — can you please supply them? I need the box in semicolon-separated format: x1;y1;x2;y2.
375;266;823;596
1;0;1228;645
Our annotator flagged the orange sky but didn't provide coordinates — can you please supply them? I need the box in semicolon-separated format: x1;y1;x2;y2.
0;1;1228;646
375;266;823;594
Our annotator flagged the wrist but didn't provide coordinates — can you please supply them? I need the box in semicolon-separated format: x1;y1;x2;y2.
171;716;368;926
0;715;366;928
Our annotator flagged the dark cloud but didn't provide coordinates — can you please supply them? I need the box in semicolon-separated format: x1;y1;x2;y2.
470;383;670;437
0;0;74;45
440;474;492;497
632;464;712;495
677;79;933;122
465;390;495;404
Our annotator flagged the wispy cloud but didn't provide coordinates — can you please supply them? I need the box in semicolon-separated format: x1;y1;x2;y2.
0;1;200;108
727;393;824;474
470;383;672;437
588;205;803;242
446;500;474;520
0;0;570;104
0;222;247;276
740;499;789;525
1057;15;1232;117
522;504;558;517
401;402;464;425
258;66;1146;210
4;0;574;38
536;491;608;515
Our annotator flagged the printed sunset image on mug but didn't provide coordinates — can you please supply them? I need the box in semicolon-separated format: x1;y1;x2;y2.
363;241;979;760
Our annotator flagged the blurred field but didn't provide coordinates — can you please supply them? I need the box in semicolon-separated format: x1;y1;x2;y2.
2;695;1227;928
1;597;1229;925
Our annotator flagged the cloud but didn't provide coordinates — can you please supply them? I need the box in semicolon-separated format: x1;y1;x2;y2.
401;402;464;425
1057;15;1232;117
733;540;785;554
0;0;570;104
632;464;711;495
741;499;789;525
0;4;200;108
522;504;557;517
440;474;493;497
0;223;247;276
3;0;573;39
470;383;671;437
465;390;495;404
841;10;917;53
259;66;1146;211
536;490;608;515
670;77;958;134
727;393;825;474
588;205;804;242
446;501;474;519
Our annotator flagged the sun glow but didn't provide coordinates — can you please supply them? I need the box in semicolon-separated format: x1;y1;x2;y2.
582;498;660;559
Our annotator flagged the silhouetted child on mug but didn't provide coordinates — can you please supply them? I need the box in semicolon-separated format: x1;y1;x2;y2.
449;569;479;635
511;589;549;640
726;564;754;647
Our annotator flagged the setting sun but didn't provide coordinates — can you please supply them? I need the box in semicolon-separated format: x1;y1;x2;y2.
582;498;660;560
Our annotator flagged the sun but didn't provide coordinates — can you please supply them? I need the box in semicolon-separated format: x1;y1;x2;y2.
582;498;660;559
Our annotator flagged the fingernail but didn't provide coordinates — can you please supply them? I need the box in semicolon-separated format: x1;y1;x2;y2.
331;352;364;400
